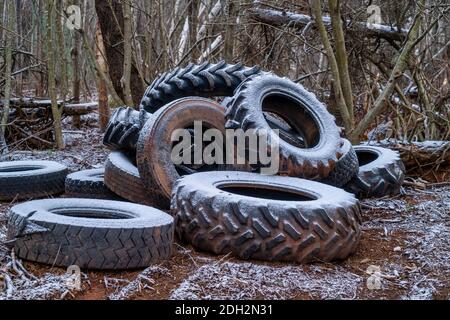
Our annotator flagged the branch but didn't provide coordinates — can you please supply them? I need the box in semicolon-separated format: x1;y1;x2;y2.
247;7;408;42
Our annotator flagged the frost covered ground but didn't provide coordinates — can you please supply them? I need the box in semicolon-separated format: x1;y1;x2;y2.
0;114;448;300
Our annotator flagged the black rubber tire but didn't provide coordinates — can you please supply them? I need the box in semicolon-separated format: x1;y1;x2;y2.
65;168;121;200
103;106;151;152
6;198;174;269
172;171;362;263
320;139;359;187
140;61;261;113
0;161;68;201
344;145;405;198
224;73;343;179
104;151;167;208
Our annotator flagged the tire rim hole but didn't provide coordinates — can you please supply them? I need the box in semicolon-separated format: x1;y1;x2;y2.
0;166;43;173
218;184;317;201
262;94;320;148
50;208;134;219
356;150;379;166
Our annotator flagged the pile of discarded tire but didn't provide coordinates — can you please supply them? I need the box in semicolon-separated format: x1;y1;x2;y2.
1;61;405;270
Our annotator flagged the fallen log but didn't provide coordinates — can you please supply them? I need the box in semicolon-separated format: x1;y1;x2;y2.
247;7;407;42
0;98;98;115
366;140;449;179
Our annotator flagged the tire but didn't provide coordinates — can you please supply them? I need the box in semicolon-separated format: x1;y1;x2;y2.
0;161;68;201
6;198;174;269
103;106;151;152
172;171;362;263
65;168;121;200
104;151;167;208
140;61;261;113
320;139;359;187
344;145;405;198
225;73;343;179
137;97;234;201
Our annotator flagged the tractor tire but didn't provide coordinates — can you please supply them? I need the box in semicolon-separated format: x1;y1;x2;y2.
103;106;151;152
344;145;405;198
225;73;343;179
321;139;359;187
172;171;362;263
139;61;261;113
137;97;236;201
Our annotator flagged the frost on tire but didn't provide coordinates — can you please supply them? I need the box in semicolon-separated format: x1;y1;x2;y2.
103;106;151;152
225;73;343;179
139;61;261;113
65;168;121;200
137;97;238;201
344;145;405;198
0;160;68;201
7;198;174;269
172;171;362;263
320;139;359;187
104;151;167;208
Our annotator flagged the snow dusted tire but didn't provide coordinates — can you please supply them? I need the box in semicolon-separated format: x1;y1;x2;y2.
140;61;261;113
104;151;167;208
321;139;359;187
103;106;151;152
65;168;120;200
344;146;405;198
0;161;68;201
137;97;231;201
6;198;174;269
172;171;362;263
225;73;343;179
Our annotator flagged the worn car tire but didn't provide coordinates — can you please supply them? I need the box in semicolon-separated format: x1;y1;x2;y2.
320;139;359;187
103;106;151;152
172;171;362;263
104;151;167;208
140;61;261;113
137;97;235;201
7;198;174;269
225;73;343;179
65;168;121;200
344;145;405;198
0;161;68;201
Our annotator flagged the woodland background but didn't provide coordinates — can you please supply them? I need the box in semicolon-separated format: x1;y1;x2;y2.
0;0;448;150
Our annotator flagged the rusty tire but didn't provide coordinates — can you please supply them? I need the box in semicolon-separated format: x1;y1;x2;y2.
103;106;151;152
172;171;362;263
225;73;343;179
140;61;261;113
7;198;174;269
65;168;121;200
344;145;405;198
104;151;167;208
137;97;234;201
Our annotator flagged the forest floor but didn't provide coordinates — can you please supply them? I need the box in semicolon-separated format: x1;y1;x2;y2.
0;114;448;300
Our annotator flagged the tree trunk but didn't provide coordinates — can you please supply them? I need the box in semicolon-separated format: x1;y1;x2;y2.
310;0;352;135
329;0;354;122
121;0;134;106
55;0;68;102
46;0;64;149
95;21;110;131
94;0;144;107
1;0;15;144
